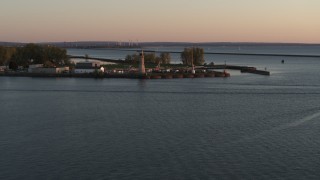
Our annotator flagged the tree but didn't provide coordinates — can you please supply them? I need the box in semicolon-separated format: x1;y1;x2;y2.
0;46;16;66
159;52;171;64
144;53;157;63
125;54;140;64
22;43;43;64
125;54;132;62
9;61;18;70
9;44;70;67
181;47;205;66
125;52;171;65
46;46;69;66
0;46;6;66
181;48;192;66
11;47;28;67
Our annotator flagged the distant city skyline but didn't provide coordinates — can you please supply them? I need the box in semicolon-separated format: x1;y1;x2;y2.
1;0;320;43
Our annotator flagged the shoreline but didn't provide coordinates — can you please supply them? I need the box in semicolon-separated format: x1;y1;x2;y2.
0;64;271;79
0;71;229;79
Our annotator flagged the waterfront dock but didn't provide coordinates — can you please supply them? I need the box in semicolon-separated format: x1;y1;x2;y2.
69;56;270;76
0;64;270;79
0;71;229;79
200;65;270;76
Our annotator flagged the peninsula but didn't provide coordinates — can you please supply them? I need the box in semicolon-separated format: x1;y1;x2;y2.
0;44;270;79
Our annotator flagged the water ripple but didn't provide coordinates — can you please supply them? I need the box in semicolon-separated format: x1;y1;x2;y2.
1;88;320;95
228;109;320;145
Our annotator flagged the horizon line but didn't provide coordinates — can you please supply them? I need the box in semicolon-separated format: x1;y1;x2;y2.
1;41;320;46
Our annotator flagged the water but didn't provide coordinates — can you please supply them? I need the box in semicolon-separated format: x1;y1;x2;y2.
1;45;320;179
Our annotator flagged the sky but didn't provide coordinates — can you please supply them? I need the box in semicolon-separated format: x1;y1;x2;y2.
1;0;320;43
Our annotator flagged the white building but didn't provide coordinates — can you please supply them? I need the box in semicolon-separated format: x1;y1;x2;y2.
74;67;105;74
74;61;104;74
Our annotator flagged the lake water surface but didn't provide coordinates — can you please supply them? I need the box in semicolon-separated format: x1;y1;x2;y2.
1;46;320;179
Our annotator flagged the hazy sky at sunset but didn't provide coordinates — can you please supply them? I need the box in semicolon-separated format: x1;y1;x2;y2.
1;0;320;43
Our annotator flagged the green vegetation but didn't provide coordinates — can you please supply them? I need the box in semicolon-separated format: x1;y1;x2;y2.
159;52;171;64
124;54;139;64
0;44;70;69
181;47;205;66
125;52;171;64
0;46;16;66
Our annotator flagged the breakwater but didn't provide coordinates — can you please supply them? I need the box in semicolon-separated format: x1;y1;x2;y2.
104;49;320;58
0;64;269;79
68;56;126;64
200;65;270;76
202;52;320;58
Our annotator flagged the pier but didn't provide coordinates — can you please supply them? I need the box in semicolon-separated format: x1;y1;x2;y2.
69;55;126;64
198;65;270;76
68;56;270;76
0;65;269;79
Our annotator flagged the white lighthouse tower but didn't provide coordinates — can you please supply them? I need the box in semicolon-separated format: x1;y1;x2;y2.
139;50;146;74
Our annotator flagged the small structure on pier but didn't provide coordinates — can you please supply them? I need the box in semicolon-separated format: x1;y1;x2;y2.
74;61;103;74
139;50;146;74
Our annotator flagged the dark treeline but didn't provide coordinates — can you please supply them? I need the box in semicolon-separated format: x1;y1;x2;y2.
0;44;70;70
125;52;171;65
0;47;16;66
181;47;205;66
125;48;205;66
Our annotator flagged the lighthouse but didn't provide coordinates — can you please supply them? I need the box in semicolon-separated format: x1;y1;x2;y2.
139;50;146;74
